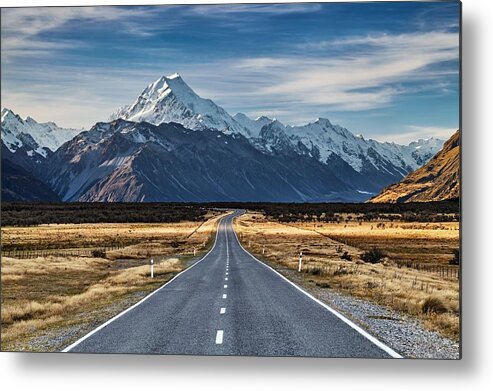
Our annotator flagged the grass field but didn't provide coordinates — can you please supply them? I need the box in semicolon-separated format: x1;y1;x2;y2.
1;211;226;351
281;219;459;266
234;212;460;340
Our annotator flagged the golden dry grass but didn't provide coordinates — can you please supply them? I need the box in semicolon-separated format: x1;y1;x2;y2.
234;212;459;340
1;211;229;351
1;255;181;350
1;211;223;254
277;220;459;265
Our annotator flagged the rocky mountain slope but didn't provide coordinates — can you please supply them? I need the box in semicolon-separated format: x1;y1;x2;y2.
1;158;60;201
2;74;450;202
42;120;364;202
107;74;444;197
369;130;460;203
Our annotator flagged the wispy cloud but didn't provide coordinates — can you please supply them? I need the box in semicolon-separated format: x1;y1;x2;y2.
1;4;459;139
1;7;158;62
372;125;457;144
189;3;322;17
234;31;459;114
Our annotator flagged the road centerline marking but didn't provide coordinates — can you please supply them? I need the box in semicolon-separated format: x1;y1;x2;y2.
215;330;224;344
220;307;226;314
222;294;227;299
224;284;228;288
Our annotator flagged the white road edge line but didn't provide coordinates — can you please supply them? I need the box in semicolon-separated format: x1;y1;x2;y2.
216;330;224;344
61;213;231;353
220;307;226;314
231;212;403;359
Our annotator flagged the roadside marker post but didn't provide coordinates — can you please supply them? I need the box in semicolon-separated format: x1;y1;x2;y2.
150;258;154;279
262;246;265;254
194;248;196;256
298;251;303;272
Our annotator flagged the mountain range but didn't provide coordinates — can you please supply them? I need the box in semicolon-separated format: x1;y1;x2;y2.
1;73;448;202
370;130;460;203
1;108;81;171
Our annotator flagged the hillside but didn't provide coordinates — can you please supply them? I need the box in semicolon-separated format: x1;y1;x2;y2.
369;130;459;203
1;158;61;202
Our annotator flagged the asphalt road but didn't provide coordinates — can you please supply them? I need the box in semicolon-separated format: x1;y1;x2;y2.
64;211;401;358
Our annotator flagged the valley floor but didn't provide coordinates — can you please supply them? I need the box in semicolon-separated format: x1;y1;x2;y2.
1;209;460;357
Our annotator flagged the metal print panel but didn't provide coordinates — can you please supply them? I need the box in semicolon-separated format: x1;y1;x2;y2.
0;1;461;359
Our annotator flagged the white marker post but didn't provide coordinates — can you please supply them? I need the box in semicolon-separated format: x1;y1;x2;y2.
150;258;154;279
194;248;196;256
298;251;303;272
262;246;265;254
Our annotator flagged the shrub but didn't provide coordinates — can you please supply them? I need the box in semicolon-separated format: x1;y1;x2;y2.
340;251;352;262
361;247;386;264
422;296;449;314
333;266;348;276
91;249;106;258
449;249;460;265
310;267;322;276
316;282;330;288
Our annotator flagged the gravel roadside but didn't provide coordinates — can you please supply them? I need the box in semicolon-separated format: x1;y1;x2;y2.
278;267;460;359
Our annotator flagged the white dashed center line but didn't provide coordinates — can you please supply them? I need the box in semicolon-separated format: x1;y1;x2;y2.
220;307;226;314
225;277;228;281
222;294;227;299
215;330;224;344
224;284;228;288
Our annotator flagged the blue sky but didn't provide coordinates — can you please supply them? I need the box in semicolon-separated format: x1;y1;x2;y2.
1;1;460;143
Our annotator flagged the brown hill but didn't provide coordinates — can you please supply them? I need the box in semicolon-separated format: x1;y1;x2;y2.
370;130;460;203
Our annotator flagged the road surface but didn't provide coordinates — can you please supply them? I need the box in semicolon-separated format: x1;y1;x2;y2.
64;211;401;358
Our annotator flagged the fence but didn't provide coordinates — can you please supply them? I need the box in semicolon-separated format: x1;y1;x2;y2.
1;245;126;259
394;260;460;279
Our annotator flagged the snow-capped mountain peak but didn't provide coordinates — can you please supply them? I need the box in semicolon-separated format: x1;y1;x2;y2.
139;73;194;105
110;74;252;137
233;113;273;137
1;108;82;158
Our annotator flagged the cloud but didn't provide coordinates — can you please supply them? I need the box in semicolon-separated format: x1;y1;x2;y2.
189;3;322;17
1;65;163;128
1;7;158;63
0;7;459;136
372;125;457;144
222;30;459;118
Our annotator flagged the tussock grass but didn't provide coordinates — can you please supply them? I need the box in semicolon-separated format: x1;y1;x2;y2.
1;255;181;350
234;212;459;340
422;296;449;314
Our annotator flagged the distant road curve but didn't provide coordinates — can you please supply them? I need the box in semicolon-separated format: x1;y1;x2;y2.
63;210;402;358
